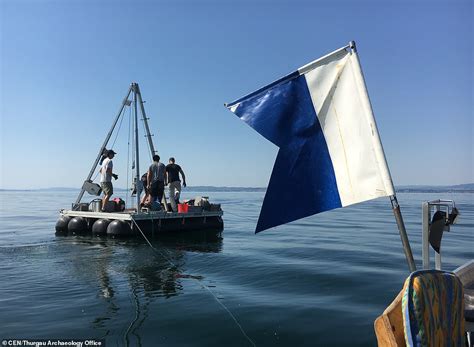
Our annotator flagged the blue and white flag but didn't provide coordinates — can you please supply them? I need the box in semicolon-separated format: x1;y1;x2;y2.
226;44;395;233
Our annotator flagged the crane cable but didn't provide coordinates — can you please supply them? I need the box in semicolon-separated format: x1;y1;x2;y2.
89;106;127;183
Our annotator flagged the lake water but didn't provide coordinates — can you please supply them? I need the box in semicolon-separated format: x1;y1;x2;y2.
0;190;472;346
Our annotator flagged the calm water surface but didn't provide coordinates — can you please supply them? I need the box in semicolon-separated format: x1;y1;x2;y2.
0;190;472;346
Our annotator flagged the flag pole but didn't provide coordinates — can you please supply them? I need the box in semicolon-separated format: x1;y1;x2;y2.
349;41;416;273
390;195;417;272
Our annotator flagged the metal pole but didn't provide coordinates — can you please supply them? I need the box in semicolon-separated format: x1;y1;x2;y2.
391;195;417;272
136;83;169;211
349;40;416;273
434;205;442;270
133;83;141;210
135;84;156;156
75;85;133;204
422;202;430;269
349;41;394;196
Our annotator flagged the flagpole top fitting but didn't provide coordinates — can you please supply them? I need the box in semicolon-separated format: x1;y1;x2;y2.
349;41;357;53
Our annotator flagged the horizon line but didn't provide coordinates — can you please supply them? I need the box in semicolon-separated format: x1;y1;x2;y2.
1;183;473;191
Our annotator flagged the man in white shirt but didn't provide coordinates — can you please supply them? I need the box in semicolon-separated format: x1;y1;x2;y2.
100;149;118;212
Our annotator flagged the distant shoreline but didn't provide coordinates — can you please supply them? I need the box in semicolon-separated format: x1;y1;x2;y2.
1;184;473;193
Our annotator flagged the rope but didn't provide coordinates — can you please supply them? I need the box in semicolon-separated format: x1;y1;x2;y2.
123;285;141;347
200;284;256;347
130;218;178;268
89;106;127;184
91;171;100;182
110;107;126;149
224;210;257;223
129;218;256;346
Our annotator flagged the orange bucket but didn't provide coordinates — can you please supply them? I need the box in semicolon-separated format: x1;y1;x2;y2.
178;203;189;213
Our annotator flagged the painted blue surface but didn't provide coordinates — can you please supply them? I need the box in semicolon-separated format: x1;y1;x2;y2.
229;75;341;232
226;70;300;107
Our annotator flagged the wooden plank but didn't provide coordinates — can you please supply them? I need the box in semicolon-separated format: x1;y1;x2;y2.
374;289;405;347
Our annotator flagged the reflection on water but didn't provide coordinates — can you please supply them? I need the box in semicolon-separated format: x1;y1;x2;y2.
58;233;224;345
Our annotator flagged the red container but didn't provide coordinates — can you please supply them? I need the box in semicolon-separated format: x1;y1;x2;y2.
178;203;189;213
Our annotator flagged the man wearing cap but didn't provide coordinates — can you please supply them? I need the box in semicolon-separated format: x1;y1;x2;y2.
100;149;118;212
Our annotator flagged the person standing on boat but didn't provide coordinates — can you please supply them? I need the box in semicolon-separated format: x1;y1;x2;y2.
165;157;186;212
100;149;118;212
147;154;166;208
139;172;150;207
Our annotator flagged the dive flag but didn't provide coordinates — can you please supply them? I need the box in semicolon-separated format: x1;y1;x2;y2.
226;43;395;233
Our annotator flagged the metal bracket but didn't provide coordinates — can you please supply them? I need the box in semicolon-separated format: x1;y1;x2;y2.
422;200;458;270
349;40;357;53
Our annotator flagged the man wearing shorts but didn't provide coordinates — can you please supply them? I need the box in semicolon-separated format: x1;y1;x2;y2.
100;149;118;212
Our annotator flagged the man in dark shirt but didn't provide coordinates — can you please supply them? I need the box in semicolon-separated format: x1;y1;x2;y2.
165;157;186;212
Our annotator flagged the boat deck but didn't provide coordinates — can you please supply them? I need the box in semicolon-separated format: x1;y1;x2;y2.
61;209;223;221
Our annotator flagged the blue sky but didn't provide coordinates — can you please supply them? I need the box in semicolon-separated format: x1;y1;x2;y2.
1;0;472;189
